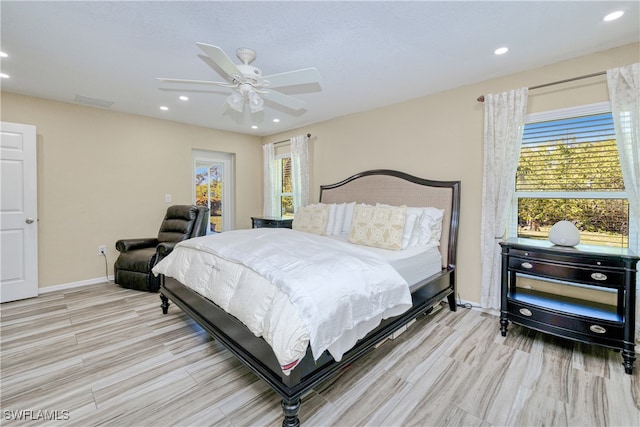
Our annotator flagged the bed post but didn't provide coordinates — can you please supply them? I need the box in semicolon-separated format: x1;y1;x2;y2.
447;293;457;311
281;398;301;427
160;293;170;314
446;270;457;311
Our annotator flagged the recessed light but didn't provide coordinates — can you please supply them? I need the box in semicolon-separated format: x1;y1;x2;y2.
0;73;9;79
273;118;280;123
179;95;189;101
160;106;169;111
0;51;7;58
494;47;509;55
251;125;258;129
604;11;624;21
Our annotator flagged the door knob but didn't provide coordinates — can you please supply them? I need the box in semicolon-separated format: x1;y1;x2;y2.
25;218;35;224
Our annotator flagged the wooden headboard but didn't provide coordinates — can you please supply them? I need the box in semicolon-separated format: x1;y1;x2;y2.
319;169;460;269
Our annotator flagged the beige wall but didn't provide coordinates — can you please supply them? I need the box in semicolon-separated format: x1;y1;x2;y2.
264;42;639;304
0;94;262;288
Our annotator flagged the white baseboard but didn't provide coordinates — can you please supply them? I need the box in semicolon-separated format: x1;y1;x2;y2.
39;276;114;294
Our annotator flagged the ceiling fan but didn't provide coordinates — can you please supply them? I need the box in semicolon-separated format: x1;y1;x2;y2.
158;43;321;114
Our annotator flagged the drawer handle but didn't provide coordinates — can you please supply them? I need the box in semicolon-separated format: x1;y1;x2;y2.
591;272;607;281
590;324;606;334
519;308;533;317
521;262;533;269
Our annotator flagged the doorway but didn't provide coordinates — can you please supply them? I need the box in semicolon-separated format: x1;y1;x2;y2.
192;150;234;233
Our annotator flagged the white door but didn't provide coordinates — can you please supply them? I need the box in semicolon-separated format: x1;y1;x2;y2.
1;122;38;302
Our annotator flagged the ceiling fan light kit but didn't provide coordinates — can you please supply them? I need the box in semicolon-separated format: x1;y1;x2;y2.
158;43;321;116
247;91;264;112
226;92;244;112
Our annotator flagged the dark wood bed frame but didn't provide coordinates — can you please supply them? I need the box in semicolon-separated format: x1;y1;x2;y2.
159;169;460;426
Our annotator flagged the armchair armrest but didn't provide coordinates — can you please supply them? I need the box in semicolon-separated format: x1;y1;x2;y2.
155;241;178;263
115;238;159;253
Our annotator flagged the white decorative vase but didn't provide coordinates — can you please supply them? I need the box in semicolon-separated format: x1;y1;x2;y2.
548;220;580;246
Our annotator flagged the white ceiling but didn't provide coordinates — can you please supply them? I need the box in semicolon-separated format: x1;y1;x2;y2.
1;1;638;137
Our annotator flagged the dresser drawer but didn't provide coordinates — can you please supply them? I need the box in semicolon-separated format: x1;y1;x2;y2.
508;257;624;288
507;299;624;343
508;248;626;269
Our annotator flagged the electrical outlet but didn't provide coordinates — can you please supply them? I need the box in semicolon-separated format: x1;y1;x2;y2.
98;245;106;256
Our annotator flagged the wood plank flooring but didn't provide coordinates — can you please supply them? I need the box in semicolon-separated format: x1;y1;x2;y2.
1;282;638;426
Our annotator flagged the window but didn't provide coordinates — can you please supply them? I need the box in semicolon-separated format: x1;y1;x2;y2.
192;150;234;233
276;155;294;218
265;135;309;217
512;103;630;248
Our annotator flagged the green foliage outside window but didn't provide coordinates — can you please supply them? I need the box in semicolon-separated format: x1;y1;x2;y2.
195;164;223;232
280;157;294;217
516;127;628;247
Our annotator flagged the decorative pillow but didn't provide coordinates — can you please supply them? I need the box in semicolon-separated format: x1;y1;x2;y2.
293;203;330;235
349;204;407;250
376;204;422;249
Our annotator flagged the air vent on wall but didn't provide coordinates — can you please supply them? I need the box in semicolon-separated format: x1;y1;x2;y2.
74;94;114;109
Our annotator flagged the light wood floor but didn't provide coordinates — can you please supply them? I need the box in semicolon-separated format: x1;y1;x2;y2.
1;282;638;426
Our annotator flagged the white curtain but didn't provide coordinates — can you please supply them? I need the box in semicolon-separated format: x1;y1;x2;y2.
480;88;529;309
290;134;310;211
607;63;640;250
262;142;278;217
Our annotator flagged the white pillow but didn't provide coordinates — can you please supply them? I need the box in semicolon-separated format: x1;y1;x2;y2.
422;207;444;242
408;207;444;247
408;212;430;247
341;202;356;234
332;203;347;235
401;212;419;249
428;214;443;246
324;203;337;235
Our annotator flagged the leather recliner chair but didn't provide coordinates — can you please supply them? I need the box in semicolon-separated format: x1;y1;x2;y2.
114;205;209;292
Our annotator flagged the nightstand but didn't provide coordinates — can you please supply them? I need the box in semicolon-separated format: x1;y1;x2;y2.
499;238;638;374
251;216;293;229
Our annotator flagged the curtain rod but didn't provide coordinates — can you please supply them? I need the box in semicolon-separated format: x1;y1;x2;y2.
476;71;607;103
270;133;312;146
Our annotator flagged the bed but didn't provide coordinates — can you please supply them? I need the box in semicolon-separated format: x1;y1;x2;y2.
154;169;460;427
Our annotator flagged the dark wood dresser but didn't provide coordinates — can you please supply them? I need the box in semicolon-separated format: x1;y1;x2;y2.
499;238;638;374
251;216;293;229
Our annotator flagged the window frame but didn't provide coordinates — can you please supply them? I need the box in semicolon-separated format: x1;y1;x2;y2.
509;101;635;249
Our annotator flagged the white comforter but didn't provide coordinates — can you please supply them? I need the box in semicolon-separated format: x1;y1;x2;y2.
152;228;411;374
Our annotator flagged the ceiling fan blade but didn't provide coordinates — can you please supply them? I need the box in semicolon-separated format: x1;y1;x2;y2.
197;55;239;84
196;43;242;80
262;89;307;111
263;67;321;88
157;77;230;86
